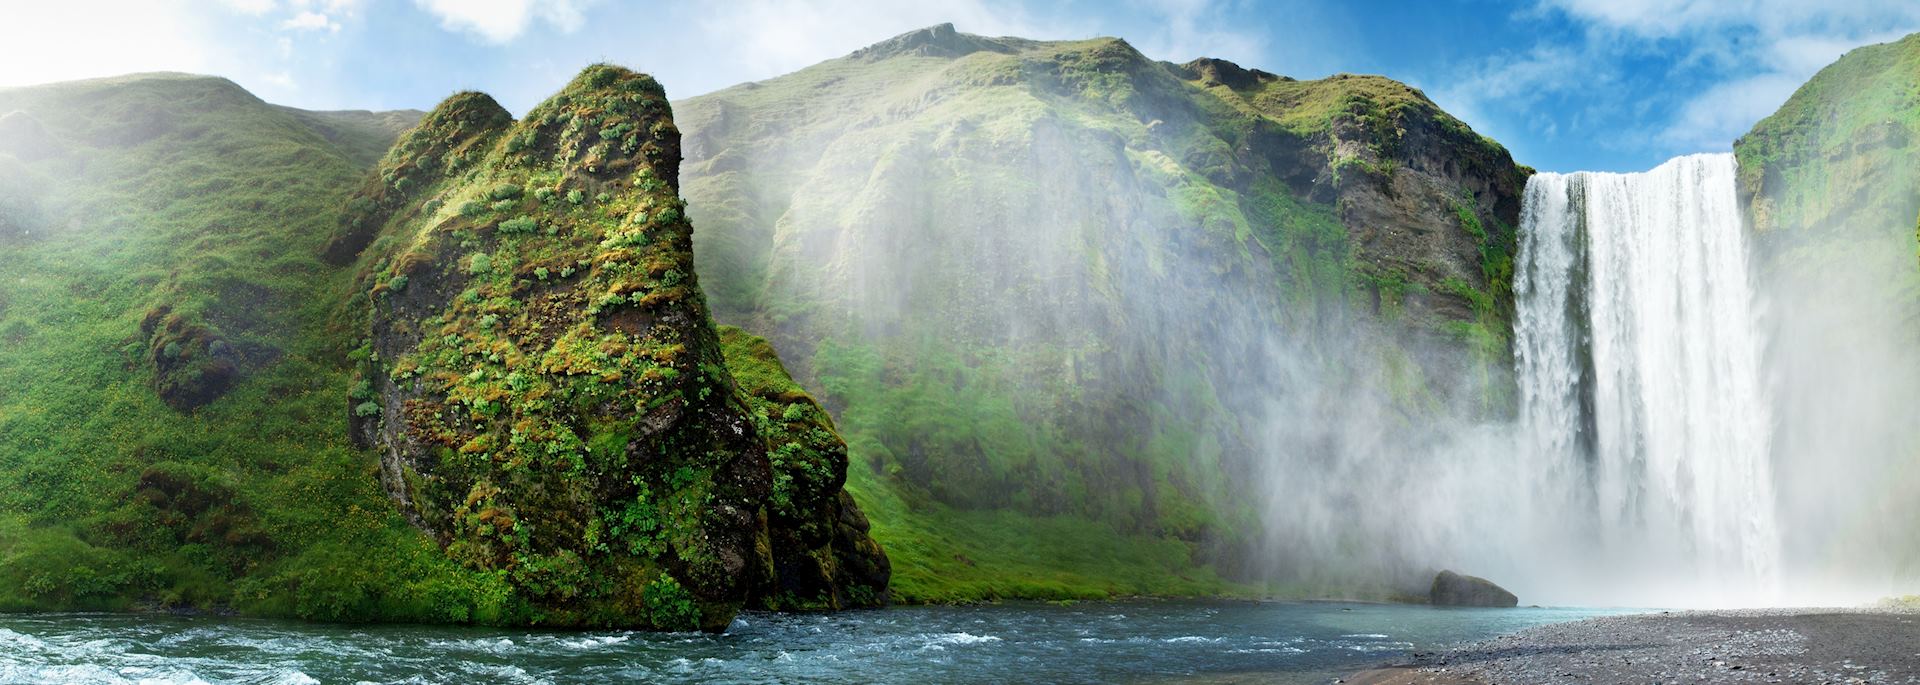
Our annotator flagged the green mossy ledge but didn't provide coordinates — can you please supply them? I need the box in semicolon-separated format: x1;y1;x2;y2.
344;65;887;630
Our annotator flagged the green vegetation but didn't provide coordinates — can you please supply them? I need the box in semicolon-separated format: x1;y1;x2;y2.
719;327;888;610
1736;33;1920;242
0;73;520;621
1733;32;1920;577
337;64;884;630
1734;33;1920;321
0;67;887;628
348;65;757;630
677;26;1526;601
0;28;1534;618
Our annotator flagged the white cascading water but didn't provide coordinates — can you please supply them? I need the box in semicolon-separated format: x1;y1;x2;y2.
1514;153;1782;606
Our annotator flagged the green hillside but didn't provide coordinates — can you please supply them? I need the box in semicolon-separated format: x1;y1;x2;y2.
0;67;885;628
0;73;493;619
678;24;1528;601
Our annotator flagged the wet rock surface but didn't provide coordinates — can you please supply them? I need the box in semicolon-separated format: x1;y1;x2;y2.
1429;571;1517;607
1358;608;1920;684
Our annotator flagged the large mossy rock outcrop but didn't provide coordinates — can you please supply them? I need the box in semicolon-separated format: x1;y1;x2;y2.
346;65;885;630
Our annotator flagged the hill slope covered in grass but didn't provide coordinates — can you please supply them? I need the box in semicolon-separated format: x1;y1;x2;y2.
0;72;500;619
677;24;1529;602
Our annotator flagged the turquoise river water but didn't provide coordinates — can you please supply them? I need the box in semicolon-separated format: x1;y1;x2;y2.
0;600;1623;684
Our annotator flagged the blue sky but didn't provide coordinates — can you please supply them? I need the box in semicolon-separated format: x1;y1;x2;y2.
1;0;1917;172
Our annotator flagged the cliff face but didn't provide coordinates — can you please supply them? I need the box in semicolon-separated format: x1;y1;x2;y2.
1176;60;1529;393
677;24;1526;599
343;65;884;629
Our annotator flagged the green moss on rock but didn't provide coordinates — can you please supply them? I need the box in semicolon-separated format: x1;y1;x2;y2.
351;65;884;630
720;326;889;610
324;92;514;265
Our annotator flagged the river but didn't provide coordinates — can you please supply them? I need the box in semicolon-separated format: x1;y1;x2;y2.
0;601;1621;684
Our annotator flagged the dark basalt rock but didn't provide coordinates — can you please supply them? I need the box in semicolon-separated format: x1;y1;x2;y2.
1430;570;1518;607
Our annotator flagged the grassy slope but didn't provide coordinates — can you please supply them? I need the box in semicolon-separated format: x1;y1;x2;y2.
679;30;1521;603
0;74;523;621
685;41;1262;603
1737;33;1920;243
683;41;1262;602
1736;32;1920;298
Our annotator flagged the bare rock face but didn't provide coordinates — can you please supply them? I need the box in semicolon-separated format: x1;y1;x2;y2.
346;65;885;631
1429;570;1518;607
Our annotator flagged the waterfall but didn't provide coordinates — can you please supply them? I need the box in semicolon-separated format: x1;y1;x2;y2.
1514;153;1781;605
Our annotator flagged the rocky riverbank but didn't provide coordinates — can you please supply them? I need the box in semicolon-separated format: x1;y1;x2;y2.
1345;608;1920;684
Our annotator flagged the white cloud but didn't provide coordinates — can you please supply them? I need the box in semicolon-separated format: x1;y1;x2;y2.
1541;0;1920;40
1656;72;1805;150
294;0;365;15
280;10;339;32
1124;0;1263;65
218;0;277;16
1426;43;1601;158
260;70;297;89
1438;44;1586;107
1538;0;1920;153
413;0;593;44
0;1;215;87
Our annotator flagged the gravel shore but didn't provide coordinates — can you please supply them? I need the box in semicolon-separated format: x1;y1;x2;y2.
1344;608;1920;684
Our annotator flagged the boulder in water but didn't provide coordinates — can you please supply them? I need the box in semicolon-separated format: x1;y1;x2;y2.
1429;570;1518;607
